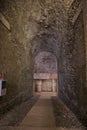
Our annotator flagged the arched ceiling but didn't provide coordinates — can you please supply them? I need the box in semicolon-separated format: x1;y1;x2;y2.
30;0;67;58
0;0;82;61
30;0;83;59
34;51;57;73
31;36;59;58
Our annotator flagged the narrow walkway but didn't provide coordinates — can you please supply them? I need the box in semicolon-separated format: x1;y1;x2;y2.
21;92;56;128
0;92;85;130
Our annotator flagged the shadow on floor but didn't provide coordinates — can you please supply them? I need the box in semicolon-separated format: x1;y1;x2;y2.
0;95;39;126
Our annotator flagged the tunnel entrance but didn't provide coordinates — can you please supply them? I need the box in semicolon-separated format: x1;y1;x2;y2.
42;80;53;92
34;74;57;93
33;51;58;93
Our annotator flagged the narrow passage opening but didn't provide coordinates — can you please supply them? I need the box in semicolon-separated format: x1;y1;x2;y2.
33;51;58;95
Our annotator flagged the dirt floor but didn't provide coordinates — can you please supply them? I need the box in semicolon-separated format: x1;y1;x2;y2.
0;94;39;126
0;92;86;130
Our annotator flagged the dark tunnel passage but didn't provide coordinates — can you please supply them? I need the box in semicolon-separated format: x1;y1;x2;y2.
0;0;87;129
33;51;58;93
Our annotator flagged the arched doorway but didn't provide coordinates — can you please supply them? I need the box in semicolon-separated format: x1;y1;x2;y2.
33;51;58;94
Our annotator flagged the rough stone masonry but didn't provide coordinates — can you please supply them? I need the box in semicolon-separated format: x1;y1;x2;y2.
0;0;87;126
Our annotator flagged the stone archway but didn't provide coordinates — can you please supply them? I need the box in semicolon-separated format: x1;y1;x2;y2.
33;51;58;93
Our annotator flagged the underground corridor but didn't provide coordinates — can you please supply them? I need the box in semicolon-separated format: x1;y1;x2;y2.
0;0;87;130
33;51;58;93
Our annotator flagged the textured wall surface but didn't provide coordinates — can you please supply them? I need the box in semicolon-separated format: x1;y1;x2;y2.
0;0;34;113
34;52;57;73
0;0;87;126
84;1;87;84
58;1;86;125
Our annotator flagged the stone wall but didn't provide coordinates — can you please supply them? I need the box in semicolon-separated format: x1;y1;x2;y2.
58;0;87;126
0;0;67;114
0;0;87;126
34;52;57;73
0;0;33;113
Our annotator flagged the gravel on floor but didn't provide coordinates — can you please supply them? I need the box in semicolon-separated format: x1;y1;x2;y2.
0;94;40;126
51;96;85;129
